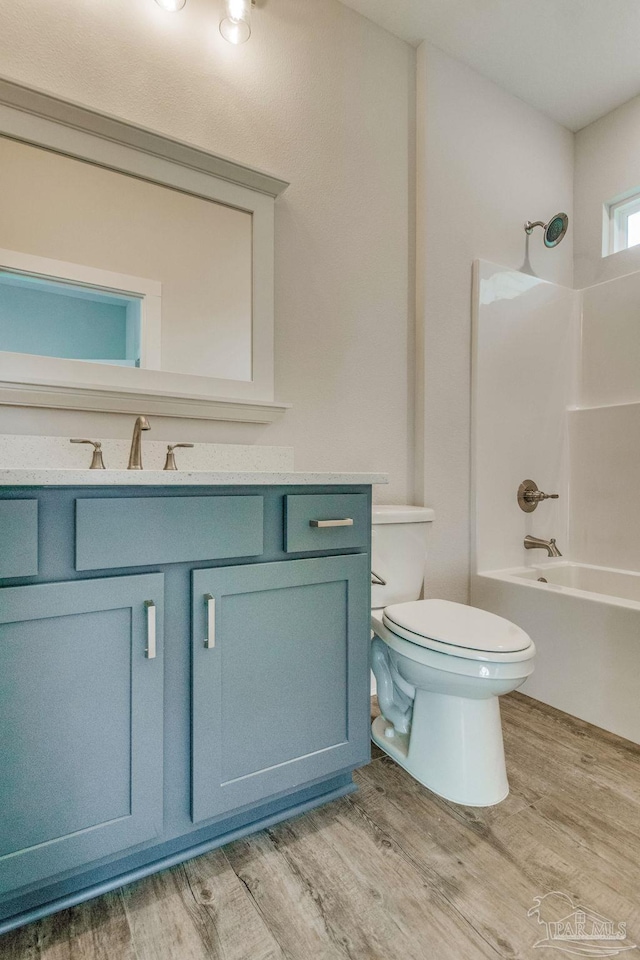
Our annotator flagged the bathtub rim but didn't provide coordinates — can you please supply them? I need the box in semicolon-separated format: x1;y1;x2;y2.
478;560;640;611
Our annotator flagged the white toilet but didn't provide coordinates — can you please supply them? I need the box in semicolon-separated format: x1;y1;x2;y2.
370;505;535;807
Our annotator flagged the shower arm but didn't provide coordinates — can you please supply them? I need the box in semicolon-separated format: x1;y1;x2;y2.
524;220;546;234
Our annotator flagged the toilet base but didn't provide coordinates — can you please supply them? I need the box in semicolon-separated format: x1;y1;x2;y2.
371;688;510;807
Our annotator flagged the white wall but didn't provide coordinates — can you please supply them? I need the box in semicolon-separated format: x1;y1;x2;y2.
0;0;415;501
416;43;574;601
575;93;640;288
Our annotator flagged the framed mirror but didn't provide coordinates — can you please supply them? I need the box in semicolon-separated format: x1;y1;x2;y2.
0;78;289;422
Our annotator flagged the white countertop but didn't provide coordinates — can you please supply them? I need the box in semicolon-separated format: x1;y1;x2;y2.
0;469;388;487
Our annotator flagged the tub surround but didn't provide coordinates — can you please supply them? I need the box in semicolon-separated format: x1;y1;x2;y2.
471;260;640;746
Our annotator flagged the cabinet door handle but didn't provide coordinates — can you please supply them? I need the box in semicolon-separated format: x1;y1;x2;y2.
144;600;156;659
204;594;215;649
309;518;354;528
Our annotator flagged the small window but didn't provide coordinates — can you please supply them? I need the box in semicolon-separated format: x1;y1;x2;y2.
0;248;161;370
0;270;142;367
605;192;640;255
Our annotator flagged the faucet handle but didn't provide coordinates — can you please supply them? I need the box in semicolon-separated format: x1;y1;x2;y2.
164;443;194;471
529;490;559;503
518;479;559;513
70;439;105;470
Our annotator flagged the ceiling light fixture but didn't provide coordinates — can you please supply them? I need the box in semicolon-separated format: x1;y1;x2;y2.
154;0;186;10
220;0;254;44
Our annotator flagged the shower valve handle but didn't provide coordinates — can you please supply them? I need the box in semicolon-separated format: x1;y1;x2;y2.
517;480;559;513
526;490;559;503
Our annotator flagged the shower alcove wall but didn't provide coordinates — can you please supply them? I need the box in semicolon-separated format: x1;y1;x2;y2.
471;259;640;744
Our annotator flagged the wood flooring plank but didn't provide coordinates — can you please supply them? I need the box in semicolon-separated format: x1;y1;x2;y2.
352;739;640;959
352;757;543;959
225;831;351;960
227;796;500;960
0;892;136;960
182;849;284;960
0;922;40;960
121;849;283;960
429;799;640;960
353;756;478;860
489;803;640;948
121;866;212;960
501;719;640;812
503;693;640;795
525;787;640;890
505;692;640;763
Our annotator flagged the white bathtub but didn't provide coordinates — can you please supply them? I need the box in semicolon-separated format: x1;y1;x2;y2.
471;562;640;744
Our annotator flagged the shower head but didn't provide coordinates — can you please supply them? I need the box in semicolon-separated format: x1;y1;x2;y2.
524;212;569;248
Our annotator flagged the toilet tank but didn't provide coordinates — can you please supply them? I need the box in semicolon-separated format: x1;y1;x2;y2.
371;505;435;609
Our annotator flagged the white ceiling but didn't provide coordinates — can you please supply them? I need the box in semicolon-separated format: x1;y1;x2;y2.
339;0;640;131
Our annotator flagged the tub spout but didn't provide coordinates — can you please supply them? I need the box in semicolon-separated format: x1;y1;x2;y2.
524;535;562;557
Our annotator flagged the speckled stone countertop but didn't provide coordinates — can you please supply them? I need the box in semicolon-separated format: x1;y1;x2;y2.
0;436;387;486
0;435;295;473
0;469;388;486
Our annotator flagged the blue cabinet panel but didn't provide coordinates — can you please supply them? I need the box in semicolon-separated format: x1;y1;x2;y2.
284;494;369;553
191;555;370;823
76;495;264;570
0;574;164;895
0;483;373;932
0;500;38;577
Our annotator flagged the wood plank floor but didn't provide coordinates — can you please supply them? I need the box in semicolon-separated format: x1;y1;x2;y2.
3;692;640;960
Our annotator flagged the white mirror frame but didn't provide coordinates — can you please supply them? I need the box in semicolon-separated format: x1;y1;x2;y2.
0;77;290;423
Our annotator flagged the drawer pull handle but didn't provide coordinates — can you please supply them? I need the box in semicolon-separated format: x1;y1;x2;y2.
204;594;215;649
144;600;156;659
309;518;354;528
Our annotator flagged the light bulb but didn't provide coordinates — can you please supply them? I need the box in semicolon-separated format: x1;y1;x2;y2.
220;0;251;43
227;0;250;21
155;0;186;11
219;17;251;43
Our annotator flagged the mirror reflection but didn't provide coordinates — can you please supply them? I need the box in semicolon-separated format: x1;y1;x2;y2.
0;136;253;382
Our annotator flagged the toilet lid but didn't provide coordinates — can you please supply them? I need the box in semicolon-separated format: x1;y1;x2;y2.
382;600;532;653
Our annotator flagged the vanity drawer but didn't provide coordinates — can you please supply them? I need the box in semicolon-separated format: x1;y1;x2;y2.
0;500;38;578
76;496;264;571
284;494;369;553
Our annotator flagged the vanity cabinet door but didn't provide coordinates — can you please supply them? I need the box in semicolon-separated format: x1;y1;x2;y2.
0;574;164;895
191;555;370;823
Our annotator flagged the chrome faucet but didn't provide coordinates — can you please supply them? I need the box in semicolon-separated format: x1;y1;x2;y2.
128;416;150;470
524;534;562;558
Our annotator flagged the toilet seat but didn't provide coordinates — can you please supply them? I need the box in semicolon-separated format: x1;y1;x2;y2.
381;599;535;663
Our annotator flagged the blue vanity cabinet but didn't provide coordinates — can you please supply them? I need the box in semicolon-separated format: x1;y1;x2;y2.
0;500;38;577
0;574;164;896
0;483;373;934
191;554;370;823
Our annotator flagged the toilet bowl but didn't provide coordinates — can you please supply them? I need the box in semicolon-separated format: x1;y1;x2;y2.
370;506;535;807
